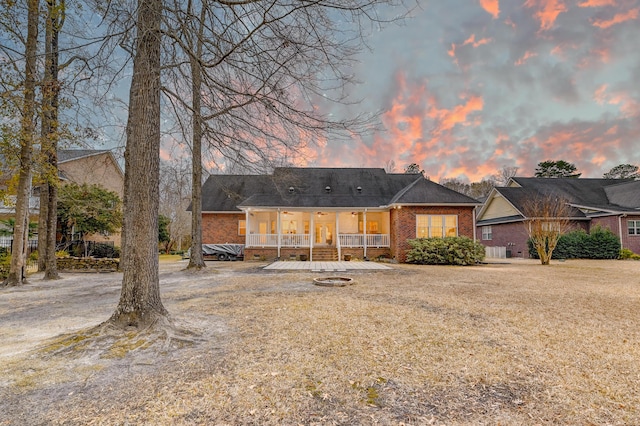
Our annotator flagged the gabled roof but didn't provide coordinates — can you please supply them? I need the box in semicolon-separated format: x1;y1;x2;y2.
201;167;480;212
58;149;111;163
477;177;638;225
57;149;124;180
389;175;480;205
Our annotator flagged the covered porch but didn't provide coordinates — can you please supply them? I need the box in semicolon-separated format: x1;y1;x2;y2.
243;209;391;261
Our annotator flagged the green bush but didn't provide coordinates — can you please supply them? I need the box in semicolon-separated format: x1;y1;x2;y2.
528;226;620;259
0;254;10;280
406;236;485;265
620;249;640;260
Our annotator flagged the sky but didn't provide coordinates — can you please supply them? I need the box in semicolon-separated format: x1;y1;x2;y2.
297;0;640;182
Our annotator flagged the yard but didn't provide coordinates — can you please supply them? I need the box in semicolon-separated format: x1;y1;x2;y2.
0;258;639;425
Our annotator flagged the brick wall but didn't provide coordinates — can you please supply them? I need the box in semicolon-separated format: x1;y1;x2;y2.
478;220;591;259
390;206;476;263
592;214;640;254
477;221;530;258
202;213;245;244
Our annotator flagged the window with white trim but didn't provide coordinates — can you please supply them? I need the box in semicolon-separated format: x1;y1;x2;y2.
629;220;640;235
238;220;246;236
481;225;492;240
416;215;458;238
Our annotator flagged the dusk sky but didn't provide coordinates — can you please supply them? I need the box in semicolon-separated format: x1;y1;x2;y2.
298;0;640;182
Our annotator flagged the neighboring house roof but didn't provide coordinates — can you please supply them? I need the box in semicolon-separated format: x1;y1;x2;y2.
58;149;110;163
201;168;480;212
477;177;638;226
58;149;124;180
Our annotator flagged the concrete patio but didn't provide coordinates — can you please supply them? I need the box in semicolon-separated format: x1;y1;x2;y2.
263;261;391;271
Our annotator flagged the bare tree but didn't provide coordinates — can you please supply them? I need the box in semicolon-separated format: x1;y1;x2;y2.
383;159;397;173
159;158;192;252
37;0;64;280
158;1;411;271
494;166;519;187
521;194;572;265
2;0;38;286
108;0;167;328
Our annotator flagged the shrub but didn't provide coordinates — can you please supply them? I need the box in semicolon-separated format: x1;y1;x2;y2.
92;243;120;259
528;226;620;259
620;249;640;260
406;237;485;266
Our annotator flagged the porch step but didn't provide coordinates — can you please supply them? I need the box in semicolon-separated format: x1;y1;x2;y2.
312;248;338;261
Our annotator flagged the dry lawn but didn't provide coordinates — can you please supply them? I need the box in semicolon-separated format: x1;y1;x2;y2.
0;258;639;425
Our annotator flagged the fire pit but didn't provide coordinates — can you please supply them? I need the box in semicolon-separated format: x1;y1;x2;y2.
313;276;354;287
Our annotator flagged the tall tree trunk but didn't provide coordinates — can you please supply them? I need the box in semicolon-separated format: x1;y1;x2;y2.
38;0;62;280
4;0;39;287
187;10;206;270
109;0;167;327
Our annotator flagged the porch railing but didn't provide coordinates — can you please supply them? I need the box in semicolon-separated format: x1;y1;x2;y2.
247;233;390;248
246;233;310;247
338;234;390;248
246;234;278;247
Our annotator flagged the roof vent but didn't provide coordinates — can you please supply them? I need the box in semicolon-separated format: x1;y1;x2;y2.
356;186;362;192
289;186;294;193
325;186;331;192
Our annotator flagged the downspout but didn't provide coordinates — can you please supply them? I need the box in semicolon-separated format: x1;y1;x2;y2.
619;214;626;250
277;209;281;260
363;209;368;260
472;206;477;243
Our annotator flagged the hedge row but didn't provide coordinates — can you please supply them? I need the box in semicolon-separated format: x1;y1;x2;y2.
528;226;620;259
406;236;485;265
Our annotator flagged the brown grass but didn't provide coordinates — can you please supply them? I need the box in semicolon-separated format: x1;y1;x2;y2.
1;259;639;425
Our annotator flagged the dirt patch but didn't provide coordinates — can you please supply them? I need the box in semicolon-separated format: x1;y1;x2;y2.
1;258;639;425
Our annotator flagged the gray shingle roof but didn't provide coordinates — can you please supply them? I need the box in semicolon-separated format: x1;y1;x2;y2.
58;149;111;163
201;168;480;212
604;180;640;209
498;177;638;216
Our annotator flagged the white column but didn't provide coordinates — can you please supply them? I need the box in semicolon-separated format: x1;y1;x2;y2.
310;212;315;261
277;209;281;259
336;212;341;261
245;210;249;247
363;209;368;259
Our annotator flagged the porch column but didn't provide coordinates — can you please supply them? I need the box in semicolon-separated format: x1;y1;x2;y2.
277;209;281;259
336;212;341;261
245;210;249;247
363;209;368;259
310;212;315;261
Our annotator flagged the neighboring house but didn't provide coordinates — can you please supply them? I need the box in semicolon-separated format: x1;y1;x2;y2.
58;149;124;199
0;149;124;247
200;168;480;262
57;149;124;246
476;177;640;258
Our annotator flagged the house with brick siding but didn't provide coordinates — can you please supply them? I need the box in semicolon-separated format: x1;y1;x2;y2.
200;168;480;262
476;177;640;258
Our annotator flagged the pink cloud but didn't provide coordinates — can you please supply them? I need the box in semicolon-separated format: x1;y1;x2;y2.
578;0;616;7
592;8;639;28
515;50;538;65
524;0;568;31
593;84;608;104
479;0;500;18
463;34;493;47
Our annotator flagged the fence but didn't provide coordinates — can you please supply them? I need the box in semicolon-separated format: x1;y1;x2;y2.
56;240;118;258
0;237;38;255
